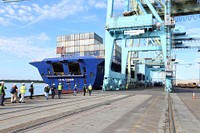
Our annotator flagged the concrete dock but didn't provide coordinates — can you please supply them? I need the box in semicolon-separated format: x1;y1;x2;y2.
0;87;200;133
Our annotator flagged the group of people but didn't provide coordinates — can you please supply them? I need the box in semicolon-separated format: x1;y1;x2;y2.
0;81;28;106
43;82;63;100
0;81;93;106
82;84;93;96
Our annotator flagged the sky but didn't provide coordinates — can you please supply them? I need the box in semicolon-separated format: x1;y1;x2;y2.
0;0;109;80
0;0;199;81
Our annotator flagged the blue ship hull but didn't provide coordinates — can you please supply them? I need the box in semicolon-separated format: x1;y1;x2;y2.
30;56;105;92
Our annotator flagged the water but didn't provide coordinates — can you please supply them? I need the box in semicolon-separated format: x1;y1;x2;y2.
3;82;46;98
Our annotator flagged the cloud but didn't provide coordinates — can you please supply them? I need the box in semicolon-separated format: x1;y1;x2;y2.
0;0;88;25
0;33;55;60
94;1;107;9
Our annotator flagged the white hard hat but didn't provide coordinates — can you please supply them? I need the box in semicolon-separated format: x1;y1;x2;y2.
53;83;55;85
22;83;25;85
59;83;61;85
1;81;4;84
14;83;16;86
46;84;49;87
31;82;34;84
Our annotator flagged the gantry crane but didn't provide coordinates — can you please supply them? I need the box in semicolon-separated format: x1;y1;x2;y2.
103;0;200;92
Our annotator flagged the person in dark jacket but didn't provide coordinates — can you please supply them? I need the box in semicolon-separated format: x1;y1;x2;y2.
73;84;77;96
83;84;87;96
44;84;50;100
10;83;18;103
51;83;56;99
29;82;34;99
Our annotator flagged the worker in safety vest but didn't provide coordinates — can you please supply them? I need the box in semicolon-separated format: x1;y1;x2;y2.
0;81;7;106
88;84;92;96
19;83;26;103
57;83;63;99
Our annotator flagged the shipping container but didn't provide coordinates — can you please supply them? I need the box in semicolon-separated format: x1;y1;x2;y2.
56;32;108;58
80;45;85;52
74;46;79;52
85;33;90;39
80;33;85;40
75;34;79;40
56;47;66;54
80;52;84;56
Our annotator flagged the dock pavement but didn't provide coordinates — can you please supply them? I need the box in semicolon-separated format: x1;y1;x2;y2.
0;87;200;133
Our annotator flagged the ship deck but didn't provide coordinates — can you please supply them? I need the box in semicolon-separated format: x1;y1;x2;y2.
0;87;200;133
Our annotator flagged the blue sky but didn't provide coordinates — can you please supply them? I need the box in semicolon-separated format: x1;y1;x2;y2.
0;0;199;81
0;0;109;80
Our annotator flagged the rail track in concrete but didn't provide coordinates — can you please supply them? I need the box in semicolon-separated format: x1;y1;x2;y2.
1;88;199;133
0;93;132;133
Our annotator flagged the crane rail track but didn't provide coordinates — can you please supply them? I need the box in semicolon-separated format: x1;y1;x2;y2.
168;93;178;133
0;95;132;133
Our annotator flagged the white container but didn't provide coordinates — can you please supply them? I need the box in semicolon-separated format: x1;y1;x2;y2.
89;39;94;45
80;52;84;56
85;33;90;39
80;45;84;52
80;33;85;40
74;46;79;52
70;34;75;41
94;44;99;50
75;34;79;40
80;40;85;45
74;40;80;46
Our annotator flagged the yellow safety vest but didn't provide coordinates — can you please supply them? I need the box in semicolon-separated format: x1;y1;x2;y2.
88;85;92;90
0;86;2;95
58;85;62;90
20;86;26;94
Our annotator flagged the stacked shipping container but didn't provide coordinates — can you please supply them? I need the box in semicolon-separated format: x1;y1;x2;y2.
56;32;121;64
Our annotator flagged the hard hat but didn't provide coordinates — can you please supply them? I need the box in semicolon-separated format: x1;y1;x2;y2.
14;83;16;86
59;83;61;85
53;83;55;85
31;82;34;84
45;84;49;87
22;83;25;85
1;81;4;84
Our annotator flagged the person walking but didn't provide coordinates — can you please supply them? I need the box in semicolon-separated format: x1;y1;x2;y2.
44;84;50;100
73;84;77;96
57;83;63;99
19;83;26;103
83;84;87;96
88;84;92;96
14;84;18;103
51;83;56;99
0;81;7;106
10;83;18;103
29;82;34;99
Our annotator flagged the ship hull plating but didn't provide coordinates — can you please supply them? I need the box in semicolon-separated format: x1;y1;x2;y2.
30;56;104;92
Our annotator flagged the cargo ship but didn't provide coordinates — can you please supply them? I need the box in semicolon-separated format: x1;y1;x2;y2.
30;32;121;92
